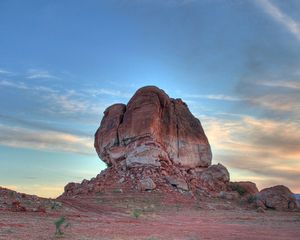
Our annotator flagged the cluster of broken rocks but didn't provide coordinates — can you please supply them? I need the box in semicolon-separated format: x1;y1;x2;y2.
62;86;299;212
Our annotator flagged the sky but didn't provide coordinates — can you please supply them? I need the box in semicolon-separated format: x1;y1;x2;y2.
0;0;299;198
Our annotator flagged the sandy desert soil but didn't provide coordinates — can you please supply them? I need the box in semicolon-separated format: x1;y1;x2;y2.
1;190;300;240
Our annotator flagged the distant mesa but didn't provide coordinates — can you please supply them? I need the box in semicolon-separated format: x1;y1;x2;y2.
60;86;298;211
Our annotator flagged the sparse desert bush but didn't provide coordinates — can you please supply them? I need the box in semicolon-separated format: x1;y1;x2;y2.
132;208;142;219
113;188;123;193
231;183;246;196
247;195;258;204
9;191;15;198
51;201;62;210
54;216;70;236
106;162;112;168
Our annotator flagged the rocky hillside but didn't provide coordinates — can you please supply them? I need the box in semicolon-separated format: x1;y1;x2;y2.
0;187;62;213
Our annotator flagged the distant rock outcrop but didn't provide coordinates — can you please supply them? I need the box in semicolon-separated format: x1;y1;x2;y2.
0;187;61;213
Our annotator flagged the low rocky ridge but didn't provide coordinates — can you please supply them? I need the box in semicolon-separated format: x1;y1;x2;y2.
0;187;62;213
60;86;299;212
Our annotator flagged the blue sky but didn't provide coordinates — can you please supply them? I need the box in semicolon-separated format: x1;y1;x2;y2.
0;0;300;197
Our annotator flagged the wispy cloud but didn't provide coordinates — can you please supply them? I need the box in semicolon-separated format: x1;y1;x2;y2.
0;114;91;138
44;91;105;115
84;88;132;98
0;68;11;75
0;79;58;93
26;69;59;80
0;80;28;89
0;79;106;116
186;94;245;102
250;94;300;113
257;0;300;42
258;80;300;90
0;124;94;155
202;114;300;192
236;79;300;116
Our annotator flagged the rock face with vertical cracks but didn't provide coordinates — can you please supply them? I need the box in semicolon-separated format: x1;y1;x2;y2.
94;86;212;169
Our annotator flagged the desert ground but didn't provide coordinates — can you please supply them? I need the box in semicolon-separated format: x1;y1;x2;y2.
1;190;299;240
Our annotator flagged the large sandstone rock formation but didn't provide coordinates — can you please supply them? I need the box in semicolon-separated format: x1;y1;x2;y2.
64;86;226;196
95;86;212;169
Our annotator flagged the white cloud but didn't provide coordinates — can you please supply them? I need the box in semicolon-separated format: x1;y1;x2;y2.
246;92;300;114
0;79;58;93
0;79;107;116
0;124;94;155
43;90;107;116
186;93;246;101
0;80;28;89
0;69;11;75
26;69;59;79
84;88;132;98
201;114;300;192
257;0;300;42
258;80;300;90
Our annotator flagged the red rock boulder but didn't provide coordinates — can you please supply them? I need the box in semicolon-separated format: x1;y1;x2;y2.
229;181;259;196
257;185;298;211
193;163;230;192
94;86;212;169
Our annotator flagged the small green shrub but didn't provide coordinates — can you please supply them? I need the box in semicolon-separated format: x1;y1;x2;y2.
132;209;142;219
51;201;62;210
247;195;258;203
106;162;112;168
54;216;70;236
9;191;15;198
231;183;246;196
113;188;123;193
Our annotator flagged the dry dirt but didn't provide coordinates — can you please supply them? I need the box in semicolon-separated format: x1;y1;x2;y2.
1;190;300;240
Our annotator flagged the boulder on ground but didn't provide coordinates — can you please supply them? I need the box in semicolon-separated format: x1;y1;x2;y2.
219;191;240;200
166;176;189;191
64;182;81;195
257;185;298;211
138;177;156;191
195;163;230;191
229;181;258;196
